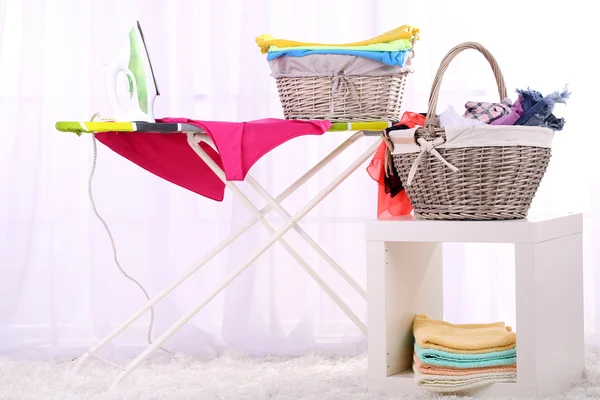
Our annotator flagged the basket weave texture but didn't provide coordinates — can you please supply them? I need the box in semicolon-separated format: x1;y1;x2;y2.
392;42;552;220
275;73;408;122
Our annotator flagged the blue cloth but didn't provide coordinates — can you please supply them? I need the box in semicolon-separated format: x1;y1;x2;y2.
266;48;410;67
414;343;517;369
513;86;570;131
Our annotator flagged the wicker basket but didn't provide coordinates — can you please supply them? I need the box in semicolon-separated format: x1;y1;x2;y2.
392;42;553;220
275;73;408;122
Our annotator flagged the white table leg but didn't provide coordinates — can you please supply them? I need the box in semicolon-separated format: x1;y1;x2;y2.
367;241;443;393
515;233;584;396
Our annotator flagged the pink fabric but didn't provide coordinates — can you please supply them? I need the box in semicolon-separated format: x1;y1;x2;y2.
95;118;332;201
463;98;512;123
413;354;517;376
491;97;524;125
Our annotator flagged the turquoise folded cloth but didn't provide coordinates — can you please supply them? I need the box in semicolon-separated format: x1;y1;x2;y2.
414;343;516;369
266;48;411;67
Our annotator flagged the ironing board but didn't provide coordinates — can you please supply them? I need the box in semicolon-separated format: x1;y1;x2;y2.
55;119;390;387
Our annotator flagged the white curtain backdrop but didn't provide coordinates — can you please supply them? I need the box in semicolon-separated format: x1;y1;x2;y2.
0;0;596;361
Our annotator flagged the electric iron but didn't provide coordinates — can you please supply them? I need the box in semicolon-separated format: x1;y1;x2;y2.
105;21;159;122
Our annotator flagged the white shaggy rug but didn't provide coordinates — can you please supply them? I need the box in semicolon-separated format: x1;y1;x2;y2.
2;350;600;400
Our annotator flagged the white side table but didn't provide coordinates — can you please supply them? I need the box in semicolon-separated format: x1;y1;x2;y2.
365;213;584;397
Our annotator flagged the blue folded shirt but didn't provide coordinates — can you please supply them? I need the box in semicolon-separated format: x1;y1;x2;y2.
267;48;410;67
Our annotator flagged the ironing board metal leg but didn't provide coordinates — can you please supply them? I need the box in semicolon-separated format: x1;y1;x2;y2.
72;131;368;374
188;135;371;333
244;174;367;300
221;178;367;335
112;137;380;387
275;131;364;199
72;208;260;373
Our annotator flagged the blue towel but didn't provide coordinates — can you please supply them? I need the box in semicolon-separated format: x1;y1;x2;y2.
414;343;516;369
266;48;410;67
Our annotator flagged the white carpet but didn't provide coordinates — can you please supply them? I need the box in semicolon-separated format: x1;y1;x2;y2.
2;350;600;400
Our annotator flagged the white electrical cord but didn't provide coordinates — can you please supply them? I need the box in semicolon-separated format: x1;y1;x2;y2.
88;113;173;356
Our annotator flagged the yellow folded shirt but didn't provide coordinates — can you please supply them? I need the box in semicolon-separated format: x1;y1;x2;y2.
413;315;517;354
256;24;419;54
268;39;414;54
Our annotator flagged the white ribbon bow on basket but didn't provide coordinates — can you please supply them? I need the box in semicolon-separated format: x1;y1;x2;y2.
330;72;358;113
406;137;460;185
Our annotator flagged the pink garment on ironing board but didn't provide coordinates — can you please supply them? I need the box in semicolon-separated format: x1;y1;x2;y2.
95;118;332;201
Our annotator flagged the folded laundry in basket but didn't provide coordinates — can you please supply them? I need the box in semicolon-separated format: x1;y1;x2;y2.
439;105;485;127
513;86;570;131
94;118;331;202
255;24;419;54
413;366;517;393
464;98;513;123
266;48;411;67
413;315;516;354
269;38;414;53
491;96;524;125
414;343;517;369
413;354;517;376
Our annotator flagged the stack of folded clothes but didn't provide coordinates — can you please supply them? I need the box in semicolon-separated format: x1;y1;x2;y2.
255;24;419;72
412;314;517;393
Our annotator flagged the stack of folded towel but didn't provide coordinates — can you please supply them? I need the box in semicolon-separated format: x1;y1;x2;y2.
412;314;517;393
255;24;419;73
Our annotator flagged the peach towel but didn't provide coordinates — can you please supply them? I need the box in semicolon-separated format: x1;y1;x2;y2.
413;354;516;376
413;314;516;354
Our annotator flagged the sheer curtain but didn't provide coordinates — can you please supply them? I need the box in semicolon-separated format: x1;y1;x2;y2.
0;0;596;361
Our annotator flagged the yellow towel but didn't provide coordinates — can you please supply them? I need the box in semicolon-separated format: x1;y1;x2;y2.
255;24;419;54
413;315;516;354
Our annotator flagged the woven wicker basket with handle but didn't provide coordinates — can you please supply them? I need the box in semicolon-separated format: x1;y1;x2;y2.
392;42;553;220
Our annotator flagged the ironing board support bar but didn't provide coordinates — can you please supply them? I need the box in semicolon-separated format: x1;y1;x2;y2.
362;130;385;136
72;130;370;375
194;133;366;300
276;131;365;199
111;135;380;387
191;134;367;320
229;174;368;332
72;202;261;374
85;351;126;371
243;174;367;300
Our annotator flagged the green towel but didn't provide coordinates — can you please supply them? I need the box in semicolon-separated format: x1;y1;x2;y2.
269;39;413;53
414;343;516;369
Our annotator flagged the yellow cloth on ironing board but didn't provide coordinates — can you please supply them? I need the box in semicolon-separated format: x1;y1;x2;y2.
413;315;516;354
255;24;419;54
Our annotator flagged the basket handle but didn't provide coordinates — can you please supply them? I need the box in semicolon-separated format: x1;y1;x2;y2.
424;42;508;130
